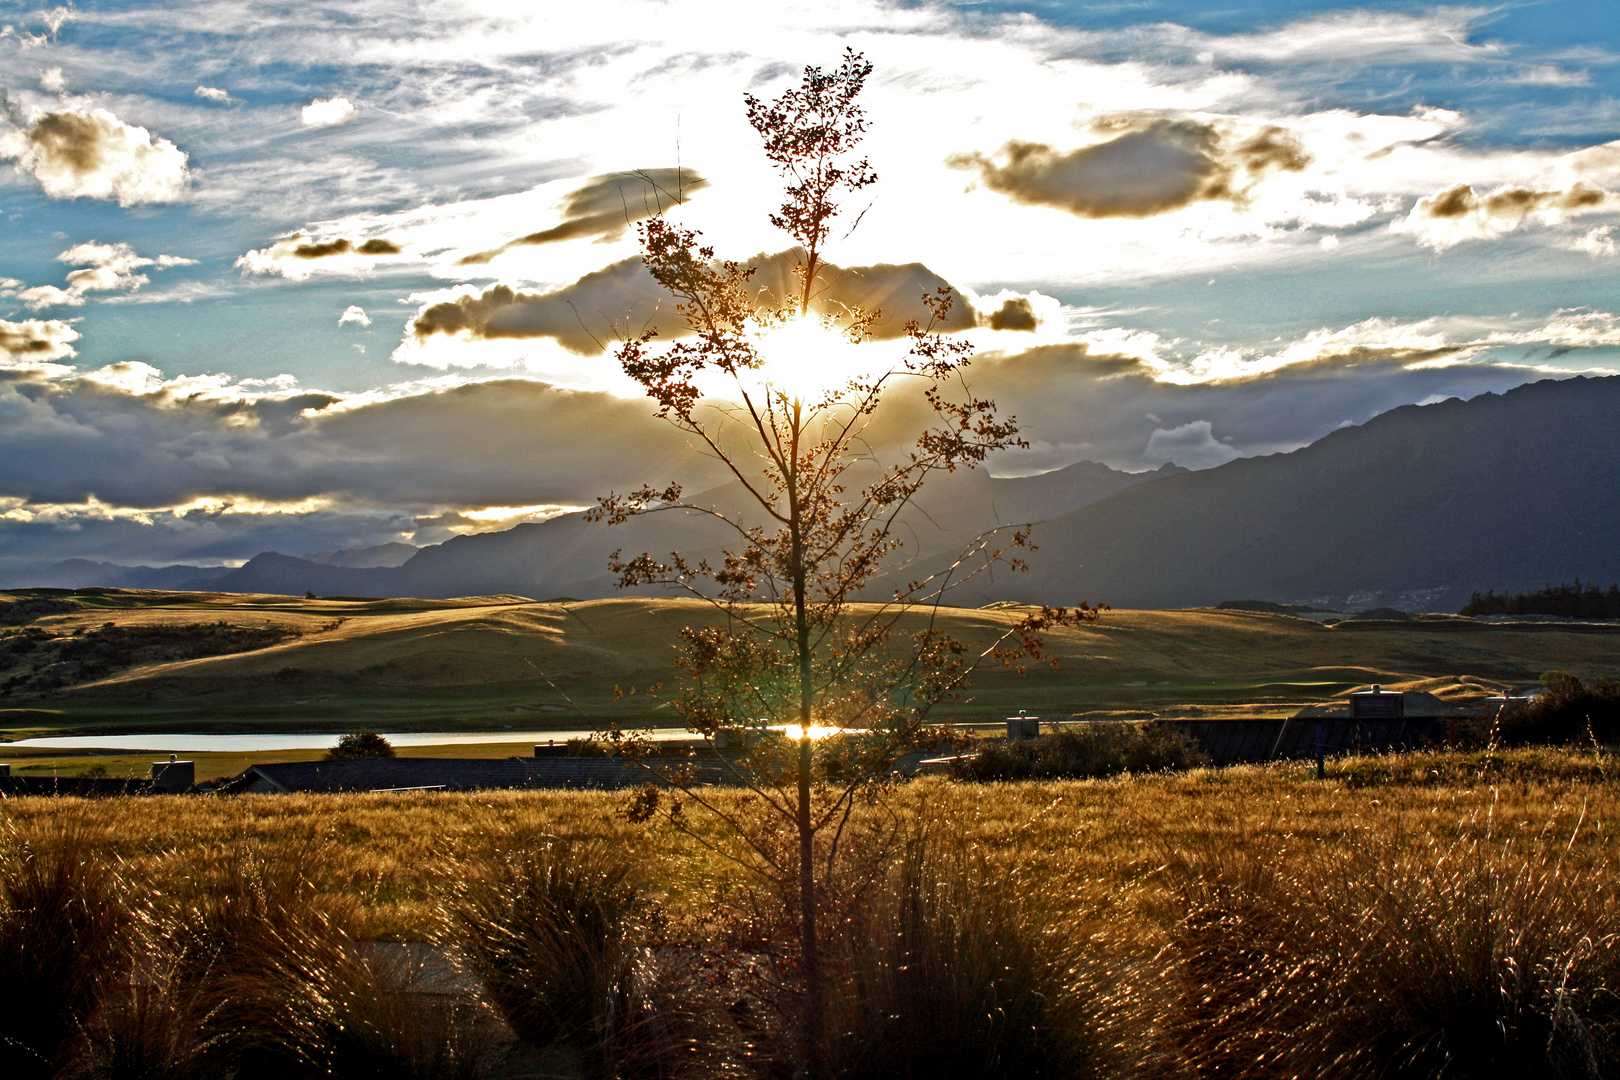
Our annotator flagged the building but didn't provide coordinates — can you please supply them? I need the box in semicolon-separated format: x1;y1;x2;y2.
220;753;739;794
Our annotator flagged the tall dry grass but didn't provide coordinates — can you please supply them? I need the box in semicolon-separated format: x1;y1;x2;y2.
446;832;760;1078
0;820;135;1080
449;838;646;1059
3;752;1620;1077
1168;811;1620;1078
0;817;494;1080
829;824;1160;1080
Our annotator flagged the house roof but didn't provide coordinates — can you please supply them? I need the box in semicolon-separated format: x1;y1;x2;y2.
1291;691;1480;720
0;775;152;798
225;754;740;794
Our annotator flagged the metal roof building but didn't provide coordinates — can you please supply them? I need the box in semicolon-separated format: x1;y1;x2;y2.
221;754;738;794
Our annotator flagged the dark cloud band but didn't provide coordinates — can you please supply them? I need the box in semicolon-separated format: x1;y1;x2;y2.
410;250;976;355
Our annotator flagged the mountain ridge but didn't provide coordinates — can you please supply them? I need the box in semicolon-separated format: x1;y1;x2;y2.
8;377;1617;610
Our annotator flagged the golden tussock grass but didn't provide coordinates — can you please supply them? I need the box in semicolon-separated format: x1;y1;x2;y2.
4;748;1620;1077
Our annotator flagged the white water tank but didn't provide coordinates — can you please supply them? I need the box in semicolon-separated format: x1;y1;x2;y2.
1006;711;1040;740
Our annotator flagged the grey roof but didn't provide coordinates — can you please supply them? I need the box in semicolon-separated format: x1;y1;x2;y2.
1291;691;1481;720
228;754;740;794
0;775;153;798
1155;717;1450;766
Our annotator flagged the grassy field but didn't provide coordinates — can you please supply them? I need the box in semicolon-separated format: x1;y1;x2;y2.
4;589;1619;739
0;748;1608;938
4;750;1619;1077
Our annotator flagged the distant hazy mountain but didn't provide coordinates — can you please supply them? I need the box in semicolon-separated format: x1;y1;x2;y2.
13;560;235;591
9;541;420;593
176;460;1185;599
302;542;420;568
997;375;1620;612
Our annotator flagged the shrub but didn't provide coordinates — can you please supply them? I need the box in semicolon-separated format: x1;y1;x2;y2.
953;722;1208;782
326;729;396;760
0;820;134;1080
1168;819;1620;1078
1500;675;1620;746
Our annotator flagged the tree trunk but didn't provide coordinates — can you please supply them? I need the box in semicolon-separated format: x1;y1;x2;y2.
787;400;824;1078
798;729;821;1077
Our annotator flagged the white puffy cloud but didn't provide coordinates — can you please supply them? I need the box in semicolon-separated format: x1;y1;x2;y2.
236;233;407;280
194;85;239;105
0;318;79;365
399;251;976;369
1394;181;1619;249
1574;226;1617;258
338;305;372;327
13;242;195;310
0;108;190;205
300;97;357;127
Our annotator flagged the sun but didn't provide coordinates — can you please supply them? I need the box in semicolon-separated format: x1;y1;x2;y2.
748;313;887;402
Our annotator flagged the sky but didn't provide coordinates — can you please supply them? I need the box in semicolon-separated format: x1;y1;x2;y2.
0;0;1616;575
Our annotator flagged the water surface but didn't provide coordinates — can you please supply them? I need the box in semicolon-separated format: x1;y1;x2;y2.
4;729;692;753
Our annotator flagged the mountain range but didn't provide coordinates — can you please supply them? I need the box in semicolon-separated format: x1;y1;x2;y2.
11;376;1619;612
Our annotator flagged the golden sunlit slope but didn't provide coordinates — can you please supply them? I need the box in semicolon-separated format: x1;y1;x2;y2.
3;590;1618;734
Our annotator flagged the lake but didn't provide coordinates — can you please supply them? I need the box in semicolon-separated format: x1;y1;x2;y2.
2;729;694;753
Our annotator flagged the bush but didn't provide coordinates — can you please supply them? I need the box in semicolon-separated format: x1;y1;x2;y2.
1168;821;1620;1078
326;729;396;760
1500;675;1620;746
952;722;1208;782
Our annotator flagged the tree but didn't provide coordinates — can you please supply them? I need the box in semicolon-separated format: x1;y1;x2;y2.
589;50;1095;1075
325;729;395;760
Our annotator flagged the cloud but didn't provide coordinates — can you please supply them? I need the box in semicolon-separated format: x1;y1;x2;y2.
404;250;976;361
1395;181;1619;249
0;108;190;204
0;366;723;563
949;119;1310;219
301;96;358;127
1193;8;1503;66
882;308;1620;475
457;168;710;265
339;305;372;327
1568;141;1620;178
194;85;239;105
1575;226;1617;258
1143;419;1239;470
14;241;195;310
0;318;79;365
985;295;1038;331
236;234;408;280
973;289;1062;333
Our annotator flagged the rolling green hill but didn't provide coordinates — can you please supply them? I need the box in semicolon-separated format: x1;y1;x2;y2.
3;589;1618;737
